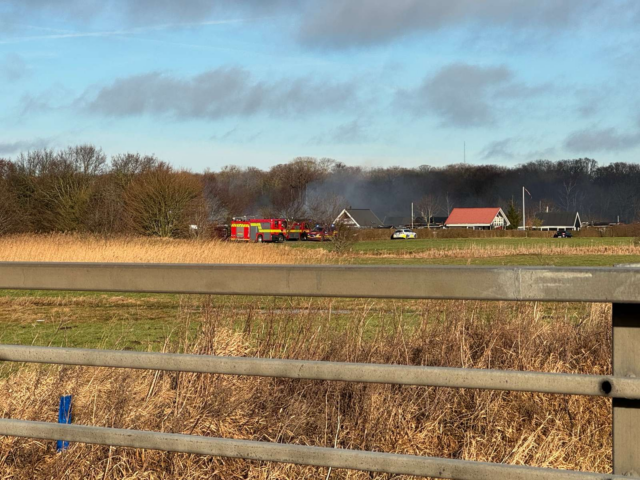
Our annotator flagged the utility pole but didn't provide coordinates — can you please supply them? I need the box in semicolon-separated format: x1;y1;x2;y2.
411;202;414;230
522;186;525;230
464;142;466;164
522;187;532;230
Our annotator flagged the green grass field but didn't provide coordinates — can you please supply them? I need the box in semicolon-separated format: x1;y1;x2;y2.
288;236;640;266
353;254;640;266
290;236;636;252
1;235;638;353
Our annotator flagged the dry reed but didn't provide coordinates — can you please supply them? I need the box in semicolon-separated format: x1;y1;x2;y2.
0;234;637;265
0;297;613;478
0;234;331;265
0;234;617;478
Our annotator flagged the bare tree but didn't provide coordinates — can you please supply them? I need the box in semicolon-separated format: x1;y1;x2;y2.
557;179;580;212
267;157;332;218
111;153;158;179
416;194;442;226
201;172;229;233
37;175;93;232
124;164;202;237
62;144;107;176
0;176;20;234
208;166;265;217
306;191;346;225
10;148;98;232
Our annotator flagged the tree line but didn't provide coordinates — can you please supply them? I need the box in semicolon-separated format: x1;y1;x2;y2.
0;145;638;237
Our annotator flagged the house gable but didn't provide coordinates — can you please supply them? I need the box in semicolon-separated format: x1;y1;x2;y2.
334;209;381;228
445;208;510;227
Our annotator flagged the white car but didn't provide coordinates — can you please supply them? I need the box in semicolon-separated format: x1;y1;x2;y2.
391;229;417;240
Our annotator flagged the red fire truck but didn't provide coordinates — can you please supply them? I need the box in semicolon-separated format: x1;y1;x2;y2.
286;221;311;241
230;218;288;243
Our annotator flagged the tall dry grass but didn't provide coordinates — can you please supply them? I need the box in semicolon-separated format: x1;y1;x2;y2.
0;297;612;478
0;234;331;264
0;234;619;478
0;234;638;265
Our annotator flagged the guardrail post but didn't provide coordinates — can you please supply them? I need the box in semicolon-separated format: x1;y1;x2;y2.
613;303;640;476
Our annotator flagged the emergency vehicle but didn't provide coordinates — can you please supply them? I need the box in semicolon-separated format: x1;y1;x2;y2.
286;221;311;241
230;218;288;243
307;224;337;241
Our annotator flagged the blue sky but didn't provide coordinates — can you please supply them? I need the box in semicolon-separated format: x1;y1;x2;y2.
1;0;640;170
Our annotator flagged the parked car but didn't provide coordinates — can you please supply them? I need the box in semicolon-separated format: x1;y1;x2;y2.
553;230;573;238
391;229;417;240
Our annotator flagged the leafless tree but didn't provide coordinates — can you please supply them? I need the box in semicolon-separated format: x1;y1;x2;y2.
306;191;347;225
267;157;333;218
557;179;581;212
111;153;158;179
61;145;107;176
202;172;229;226
0;178;20;234
124;164;202;237
416;194;442;226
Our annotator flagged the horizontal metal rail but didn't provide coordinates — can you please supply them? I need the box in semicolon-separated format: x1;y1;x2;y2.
0;344;636;398
1;263;639;477
0;262;640;302
0;419;631;480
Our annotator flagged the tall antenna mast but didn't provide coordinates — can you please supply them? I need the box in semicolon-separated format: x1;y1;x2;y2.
464;141;466;164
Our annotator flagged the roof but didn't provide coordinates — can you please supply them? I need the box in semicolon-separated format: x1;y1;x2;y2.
338;209;382;227
382;216;446;226
383;216;413;226
535;212;580;227
445;208;504;226
414;216;446;224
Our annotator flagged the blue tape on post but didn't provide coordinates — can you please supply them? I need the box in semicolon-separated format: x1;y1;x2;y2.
57;395;72;452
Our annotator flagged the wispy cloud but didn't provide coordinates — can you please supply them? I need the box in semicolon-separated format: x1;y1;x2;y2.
6;0;637;51
0;18;250;45
480;138;516;161
297;0;618;49
81;68;359;120
0;137;53;155
210;126;263;144
480;137;557;161
0;53;29;81
395;63;547;128
309;119;372;145
564;124;640;153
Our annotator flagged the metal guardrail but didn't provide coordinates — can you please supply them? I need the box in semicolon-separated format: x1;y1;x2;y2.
1;344;639;399
0;419;632;480
0;262;638;479
0;262;640;302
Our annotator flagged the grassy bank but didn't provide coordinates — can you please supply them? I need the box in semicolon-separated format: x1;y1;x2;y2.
0;295;613;478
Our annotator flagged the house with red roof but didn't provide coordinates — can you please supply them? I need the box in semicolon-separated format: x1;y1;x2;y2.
444;207;510;230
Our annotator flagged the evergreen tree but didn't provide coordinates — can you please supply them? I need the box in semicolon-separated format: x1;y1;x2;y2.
506;201;521;229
